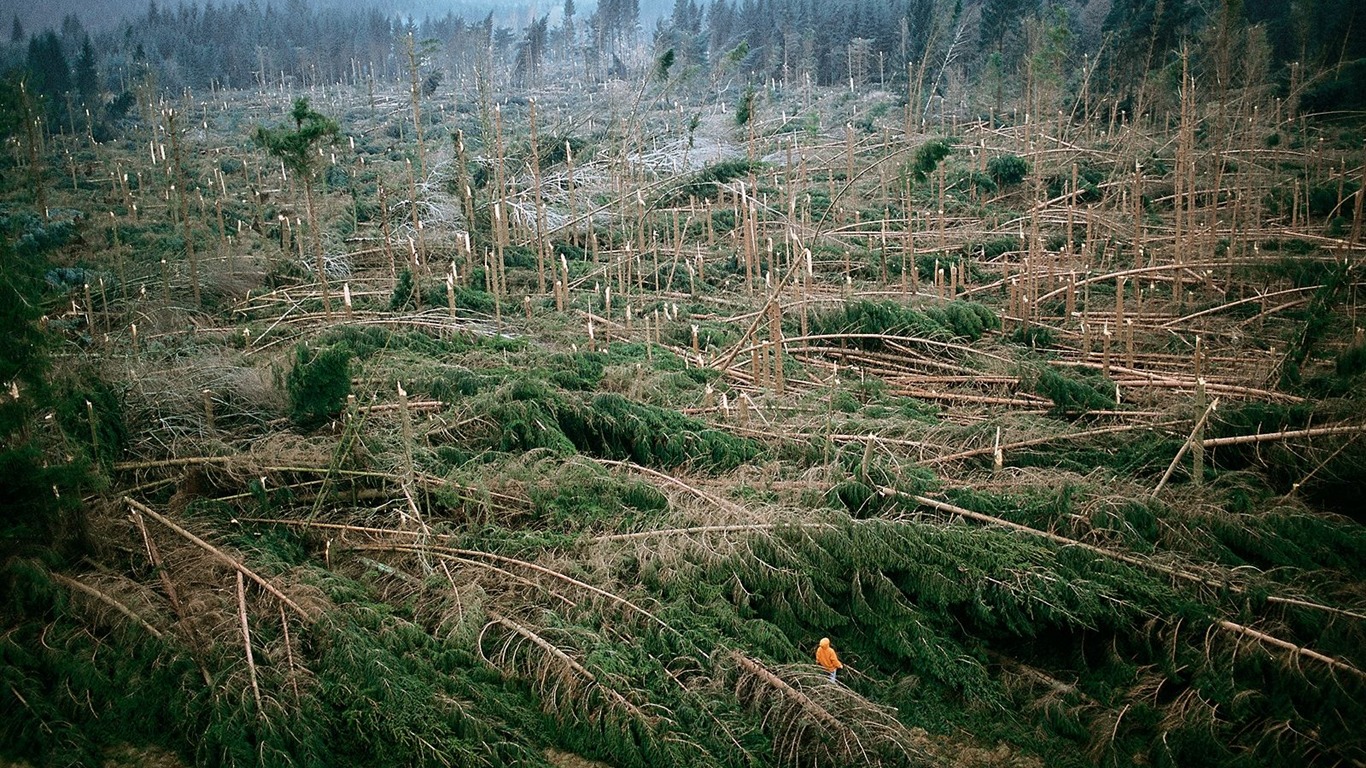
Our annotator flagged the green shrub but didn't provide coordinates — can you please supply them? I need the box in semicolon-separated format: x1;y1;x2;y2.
800;189;833;217
543;351;608;391
419;280;498;314
527;464;670;532
667;320;740;351
913;252;979;282
553;241;590;262
735;85;756;126
488;397;577;454
924;301;998;339
559;393;760;470
390;269;417;311
1299;58;1366;113
1266;180;1360;219
987;154;1029;186
533;135;588;169
827;451;938;518
287;343;352;430
0;236;91;563
908;138;954;183
808;300;939;344
6;211;76;257
1045;163;1106;202
324;164;350;189
961;169;997;193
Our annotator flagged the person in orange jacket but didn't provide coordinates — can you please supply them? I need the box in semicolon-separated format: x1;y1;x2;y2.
816;637;843;682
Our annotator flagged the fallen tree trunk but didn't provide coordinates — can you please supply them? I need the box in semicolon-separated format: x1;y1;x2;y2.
51;573;164;639
1201;424;1366;447
125;497;314;621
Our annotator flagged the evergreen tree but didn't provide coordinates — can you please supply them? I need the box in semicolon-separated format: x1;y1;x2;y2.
59;13;85;50
25;31;71;103
9;14;21;44
1101;0;1196;101
561;0;577;52
905;0;934;61
656;0;707;67
493;26;516;55
1026;4;1072;114
708;0;737;53
254;99;341;316
74;35;98;107
515;15;551;85
980;0;1034;55
597;0;640;59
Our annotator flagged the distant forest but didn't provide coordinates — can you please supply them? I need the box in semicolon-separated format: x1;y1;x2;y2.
4;0;1365;139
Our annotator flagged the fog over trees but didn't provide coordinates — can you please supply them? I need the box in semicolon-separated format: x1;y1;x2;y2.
5;0;1364;113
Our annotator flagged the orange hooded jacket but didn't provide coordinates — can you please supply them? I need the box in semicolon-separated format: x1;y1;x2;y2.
816;637;843;672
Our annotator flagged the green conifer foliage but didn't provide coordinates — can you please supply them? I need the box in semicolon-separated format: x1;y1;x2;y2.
286;343;352;430
0;233;88;562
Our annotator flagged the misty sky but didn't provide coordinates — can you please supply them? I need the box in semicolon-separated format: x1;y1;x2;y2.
2;0;671;38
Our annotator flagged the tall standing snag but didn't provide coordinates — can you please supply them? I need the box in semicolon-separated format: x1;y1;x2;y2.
165;109;201;307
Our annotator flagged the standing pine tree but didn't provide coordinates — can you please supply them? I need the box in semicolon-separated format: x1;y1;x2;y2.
596;0;639;62
1100;0;1196;113
979;0;1036;113
74;36;98;111
560;0;576;59
515;15;550;86
25;30;70;105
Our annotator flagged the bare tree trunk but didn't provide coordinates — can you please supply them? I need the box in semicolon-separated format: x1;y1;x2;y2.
305;176;332;317
166;110;202;307
19;82;48;221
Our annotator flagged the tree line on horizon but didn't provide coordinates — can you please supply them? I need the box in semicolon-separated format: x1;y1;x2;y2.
2;0;1364;142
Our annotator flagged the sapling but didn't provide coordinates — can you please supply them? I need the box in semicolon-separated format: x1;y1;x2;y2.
254;98;341;317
